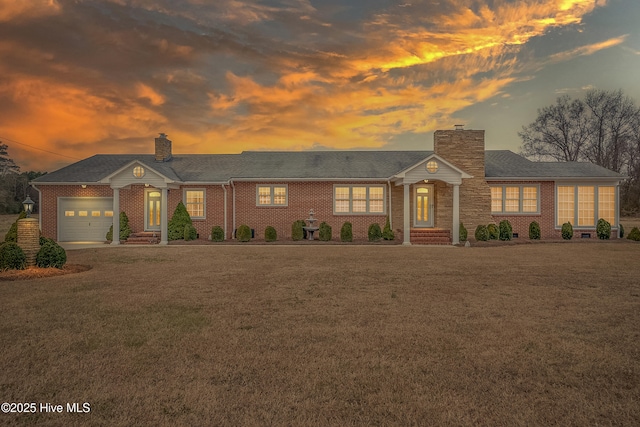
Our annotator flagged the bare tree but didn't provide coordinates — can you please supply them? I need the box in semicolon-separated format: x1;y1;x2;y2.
519;95;591;162
0;143;20;177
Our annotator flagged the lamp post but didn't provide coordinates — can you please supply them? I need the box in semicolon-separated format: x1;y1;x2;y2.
22;195;35;218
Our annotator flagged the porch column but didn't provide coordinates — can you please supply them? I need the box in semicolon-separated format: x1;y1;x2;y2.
452;183;460;245
403;183;411;245
111;188;120;245
160;187;168;245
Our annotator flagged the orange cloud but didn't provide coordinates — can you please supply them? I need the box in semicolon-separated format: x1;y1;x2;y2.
0;0;61;22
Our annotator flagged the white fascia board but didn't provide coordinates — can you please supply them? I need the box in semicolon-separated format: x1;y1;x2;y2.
229;177;391;182
27;182;112;186
486;176;625;182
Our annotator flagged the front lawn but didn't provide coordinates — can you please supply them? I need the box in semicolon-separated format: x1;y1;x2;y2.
1;243;639;426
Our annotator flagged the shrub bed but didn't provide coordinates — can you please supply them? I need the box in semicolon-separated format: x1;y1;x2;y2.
499;220;512;241
487;224;499;240
184;224;197;241
36;241;67;269
368;223;382;242
596;218;611;240
265;226;277;242
627;227;640;241
211;226;224;242
0;242;26;271
292;220;305;241
474;225;489;241
106;211;132;241
561;222;573;240
236;225;252;242
319;222;332;241
529;221;541;240
340;222;353;242
168;202;192;241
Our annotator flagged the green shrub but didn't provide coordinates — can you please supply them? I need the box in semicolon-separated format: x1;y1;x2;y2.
168;202;192;241
319;222;332;241
35;241;67;269
265;226;277;242
340;222;353;242
368;223;382;242
619;224;625;238
561;222;573;240
236;224;251;242
106;211;132;241
0;242;26;271
529;221;541;240
627;227;640;241
4;211;27;243
184;223;197;241
474;224;489;241
487;223;499;240
596;218;611;240
292;220;305;241
459;222;468;242
499;220;512;241
211;226;224;242
39;236;56;246
382;216;395;240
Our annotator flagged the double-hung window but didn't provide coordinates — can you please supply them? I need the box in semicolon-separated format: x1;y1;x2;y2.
490;185;539;214
334;185;385;214
257;185;288;206
185;189;205;218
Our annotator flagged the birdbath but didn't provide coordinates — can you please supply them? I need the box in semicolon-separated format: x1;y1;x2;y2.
303;209;320;240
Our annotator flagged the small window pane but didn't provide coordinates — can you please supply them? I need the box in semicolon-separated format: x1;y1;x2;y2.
522;187;538;213
598;186;615;225
505;187;519;212
92;211;101;217
557;186;575;226
353;200;367;212
65;211;75;217
578;186;595;226
335;200;350;212
273;187;287;205
352;187;366;200
78;211;88;217
491;187;503;213
185;190;205;217
369;200;384;213
369;187;384;199
335;187;350;199
104;211;114;217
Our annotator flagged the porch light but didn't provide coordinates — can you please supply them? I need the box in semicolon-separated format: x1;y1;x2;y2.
22;195;35;218
81;184;87;188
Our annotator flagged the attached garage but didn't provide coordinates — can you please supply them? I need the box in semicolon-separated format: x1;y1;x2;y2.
58;197;114;242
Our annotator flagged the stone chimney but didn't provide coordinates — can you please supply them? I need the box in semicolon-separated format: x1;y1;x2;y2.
155;133;172;162
433;127;492;232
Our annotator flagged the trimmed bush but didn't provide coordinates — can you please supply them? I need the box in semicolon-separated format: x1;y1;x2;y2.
0;242;26;271
487;223;499;240
474;224;489;241
459;222;468;242
39;236;56;246
36;241;67;269
561;222;573;240
236;224;251;242
211;226;224;242
106;211;132;241
265;226;277;242
319;222;332;241
368;223;382;242
529;221;541;240
627;227;640;241
292;220;305;241
168;202;192;241
340;222;353;242
619;224;625;239
382;216;395;241
499;220;513;241
596;218;611;240
184;223;197;241
4;211;27;243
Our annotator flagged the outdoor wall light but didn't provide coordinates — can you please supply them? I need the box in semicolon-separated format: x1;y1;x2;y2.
81;184;87;188
22;196;35;218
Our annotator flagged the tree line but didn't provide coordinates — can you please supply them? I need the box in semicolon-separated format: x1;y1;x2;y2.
519;89;640;214
0;143;45;214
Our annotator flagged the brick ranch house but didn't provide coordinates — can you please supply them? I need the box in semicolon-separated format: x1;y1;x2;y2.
31;128;624;245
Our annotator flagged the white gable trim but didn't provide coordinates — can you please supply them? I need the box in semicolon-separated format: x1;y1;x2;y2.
99;160;178;188
392;153;472;185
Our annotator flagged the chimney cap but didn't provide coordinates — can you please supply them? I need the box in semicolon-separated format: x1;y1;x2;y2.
159;132;168;138
454;124;464;130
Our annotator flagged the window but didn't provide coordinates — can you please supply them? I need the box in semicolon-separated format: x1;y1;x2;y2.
556;185;616;227
333;185;385;214
426;160;438;173
64;211;75;217
78;211;88;217
91;211;101;217
490;185;539;214
256;185;288;206
105;211;114;217
133;166;145;178
184;190;205;218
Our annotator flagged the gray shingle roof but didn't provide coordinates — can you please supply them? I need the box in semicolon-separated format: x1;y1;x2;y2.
33;150;624;183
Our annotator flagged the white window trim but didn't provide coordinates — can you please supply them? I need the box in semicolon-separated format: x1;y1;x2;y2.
490;184;540;215
256;184;289;207
183;188;206;219
555;183;618;229
333;184;386;215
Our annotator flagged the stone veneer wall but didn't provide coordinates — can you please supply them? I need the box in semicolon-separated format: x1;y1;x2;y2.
434;129;492;233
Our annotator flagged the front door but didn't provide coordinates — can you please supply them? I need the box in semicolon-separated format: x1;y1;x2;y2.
415;185;434;227
145;189;161;231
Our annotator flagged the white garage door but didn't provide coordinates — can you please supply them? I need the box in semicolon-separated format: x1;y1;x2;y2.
58;198;114;242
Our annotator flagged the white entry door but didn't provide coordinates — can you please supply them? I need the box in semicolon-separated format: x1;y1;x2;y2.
415;185;434;227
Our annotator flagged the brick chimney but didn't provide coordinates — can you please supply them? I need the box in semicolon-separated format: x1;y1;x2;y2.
433;127;492;232
155;133;172;162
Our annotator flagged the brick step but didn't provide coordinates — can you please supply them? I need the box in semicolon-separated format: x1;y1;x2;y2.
125;232;160;244
410;228;451;245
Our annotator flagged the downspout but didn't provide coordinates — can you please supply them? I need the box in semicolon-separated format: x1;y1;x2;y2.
230;180;236;239
387;180;392;228
221;183;228;240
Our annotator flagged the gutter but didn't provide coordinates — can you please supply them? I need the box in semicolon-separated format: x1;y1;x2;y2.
221;184;228;240
230;180;236;240
387;180;392;228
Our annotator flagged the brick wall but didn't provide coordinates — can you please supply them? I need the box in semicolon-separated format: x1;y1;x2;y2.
434;129;493;233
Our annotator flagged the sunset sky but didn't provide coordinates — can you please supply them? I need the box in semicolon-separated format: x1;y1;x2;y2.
1;0;639;172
